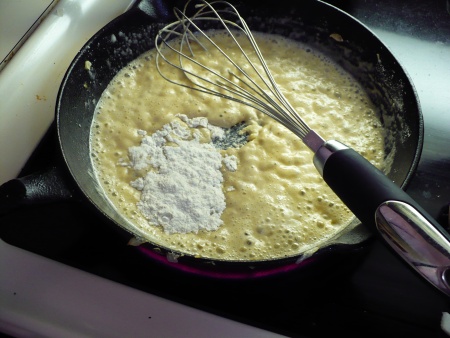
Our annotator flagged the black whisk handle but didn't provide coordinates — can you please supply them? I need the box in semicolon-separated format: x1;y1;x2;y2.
314;140;450;296
319;145;413;228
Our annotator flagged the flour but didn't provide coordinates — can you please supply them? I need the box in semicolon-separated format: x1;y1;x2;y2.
128;115;238;234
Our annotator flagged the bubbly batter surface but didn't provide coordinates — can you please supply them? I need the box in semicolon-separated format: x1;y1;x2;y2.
90;32;386;261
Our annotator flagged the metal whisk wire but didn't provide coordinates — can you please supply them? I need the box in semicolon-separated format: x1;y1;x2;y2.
155;0;313;141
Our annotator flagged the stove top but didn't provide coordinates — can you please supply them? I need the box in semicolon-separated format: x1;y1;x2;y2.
1;0;450;337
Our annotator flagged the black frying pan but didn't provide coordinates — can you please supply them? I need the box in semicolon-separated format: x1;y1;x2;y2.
0;0;433;281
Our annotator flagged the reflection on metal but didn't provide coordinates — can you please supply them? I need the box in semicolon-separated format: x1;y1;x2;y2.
376;200;450;296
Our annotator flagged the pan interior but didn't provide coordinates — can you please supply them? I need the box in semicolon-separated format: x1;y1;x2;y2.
57;0;422;264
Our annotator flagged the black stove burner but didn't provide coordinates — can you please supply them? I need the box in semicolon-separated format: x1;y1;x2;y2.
2;1;450;337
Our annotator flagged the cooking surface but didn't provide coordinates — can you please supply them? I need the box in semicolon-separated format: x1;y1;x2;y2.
1;0;450;337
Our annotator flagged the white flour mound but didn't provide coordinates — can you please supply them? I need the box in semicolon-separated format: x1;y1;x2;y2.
128;115;237;234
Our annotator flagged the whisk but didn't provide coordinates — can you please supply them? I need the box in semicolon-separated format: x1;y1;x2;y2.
155;0;450;295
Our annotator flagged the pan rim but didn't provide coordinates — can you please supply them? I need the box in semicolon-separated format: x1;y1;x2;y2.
55;0;424;273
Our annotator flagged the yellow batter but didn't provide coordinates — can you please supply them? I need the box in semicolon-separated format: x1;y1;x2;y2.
90;32;386;261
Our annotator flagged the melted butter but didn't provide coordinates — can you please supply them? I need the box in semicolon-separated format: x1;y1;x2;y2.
90;32;385;261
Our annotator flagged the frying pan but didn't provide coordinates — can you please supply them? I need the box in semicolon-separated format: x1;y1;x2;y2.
1;0;447;290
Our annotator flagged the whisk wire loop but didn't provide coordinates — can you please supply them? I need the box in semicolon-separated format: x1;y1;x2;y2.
155;0;312;139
